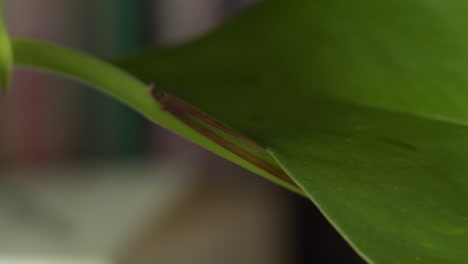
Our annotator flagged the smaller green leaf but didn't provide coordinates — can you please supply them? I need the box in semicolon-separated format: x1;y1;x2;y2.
0;6;12;91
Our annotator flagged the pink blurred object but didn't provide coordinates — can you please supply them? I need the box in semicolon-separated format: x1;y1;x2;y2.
1;0;85;169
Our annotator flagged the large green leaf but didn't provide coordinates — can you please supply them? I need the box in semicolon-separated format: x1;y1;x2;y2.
118;0;468;263
0;4;12;91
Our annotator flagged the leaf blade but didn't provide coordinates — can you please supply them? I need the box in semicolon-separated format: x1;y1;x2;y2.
119;0;468;263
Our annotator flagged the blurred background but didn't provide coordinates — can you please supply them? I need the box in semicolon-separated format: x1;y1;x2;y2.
0;1;365;263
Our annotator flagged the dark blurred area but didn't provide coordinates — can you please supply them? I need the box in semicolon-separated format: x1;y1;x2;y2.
0;1;365;263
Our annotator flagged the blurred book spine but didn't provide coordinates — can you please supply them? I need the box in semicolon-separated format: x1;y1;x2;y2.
154;0;222;45
224;0;263;15
80;0;148;161
148;0;223;162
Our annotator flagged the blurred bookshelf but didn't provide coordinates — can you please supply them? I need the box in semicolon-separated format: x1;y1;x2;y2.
0;1;292;264
0;1;365;263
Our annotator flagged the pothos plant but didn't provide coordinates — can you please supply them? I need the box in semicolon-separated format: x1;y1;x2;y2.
2;1;468;263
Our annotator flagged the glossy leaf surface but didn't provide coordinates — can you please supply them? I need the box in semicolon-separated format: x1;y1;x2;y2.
119;0;468;263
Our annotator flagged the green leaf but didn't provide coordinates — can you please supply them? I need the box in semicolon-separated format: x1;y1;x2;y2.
10;38;301;195
0;5;12;91
119;0;468;263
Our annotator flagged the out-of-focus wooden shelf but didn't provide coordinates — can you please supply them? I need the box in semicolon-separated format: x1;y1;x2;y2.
0;161;197;264
0;161;290;264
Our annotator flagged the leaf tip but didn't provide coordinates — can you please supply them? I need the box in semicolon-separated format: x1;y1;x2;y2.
0;13;12;93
